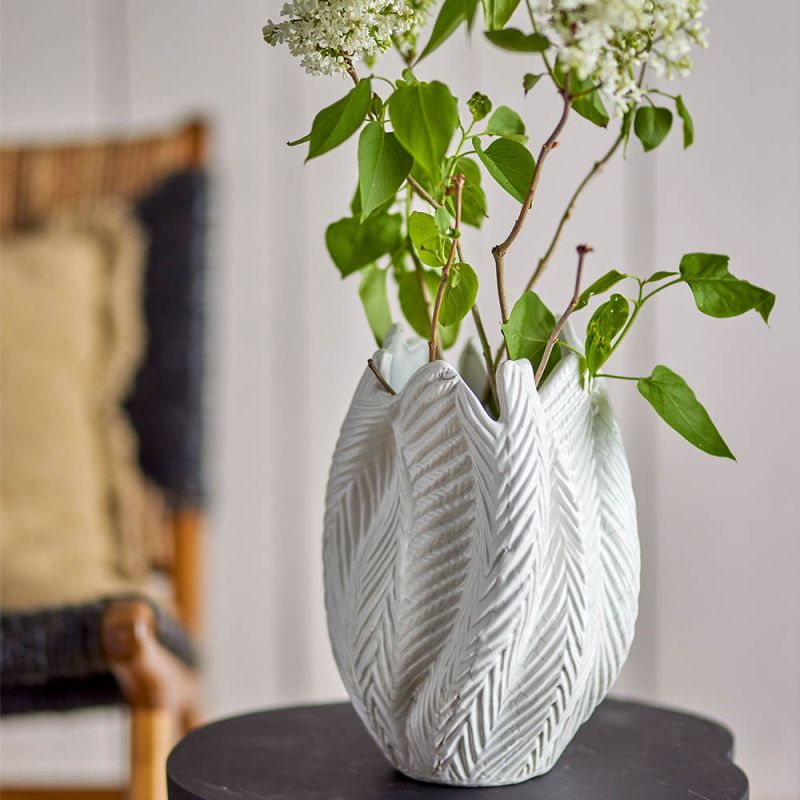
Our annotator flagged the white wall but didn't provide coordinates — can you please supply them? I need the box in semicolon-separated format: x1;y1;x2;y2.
1;2;798;798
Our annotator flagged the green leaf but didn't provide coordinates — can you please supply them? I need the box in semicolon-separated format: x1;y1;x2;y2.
573;91;610;129
454;156;487;227
440;262;479;326
397;271;431;338
435;206;451;233
675;95;694;149
408;211;439;247
350;183;395;219
679;253;775;324
485;105;526;140
645;269;678;283
418;0;466;61
484;28;549;52
397;270;460;348
307;80;372;161
388;81;458;180
359;264;393;345
554;66;609;128
481;0;522;30
474;136;535;204
585;293;629;374
401;68;418;84
325;213;403;277
358;122;413;220
287;132;312;147
576;269;627;309
465;0;480;28
621;107;634;157
634;106;673;152
523;73;543;95
501;291;561;381
638;365;735;459
468;91;492;122
408;210;448;266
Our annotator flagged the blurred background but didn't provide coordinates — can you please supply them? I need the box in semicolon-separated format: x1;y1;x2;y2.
0;1;798;799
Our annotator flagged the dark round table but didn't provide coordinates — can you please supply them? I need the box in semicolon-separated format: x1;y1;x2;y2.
167;698;748;799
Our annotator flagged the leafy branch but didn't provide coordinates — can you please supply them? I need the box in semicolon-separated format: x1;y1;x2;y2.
275;0;775;460
429;174;465;361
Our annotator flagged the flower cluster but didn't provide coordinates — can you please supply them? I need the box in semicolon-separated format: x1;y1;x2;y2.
392;0;438;61
535;0;708;116
263;0;416;77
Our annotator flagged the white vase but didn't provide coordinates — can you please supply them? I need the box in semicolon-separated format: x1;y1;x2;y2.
323;326;640;787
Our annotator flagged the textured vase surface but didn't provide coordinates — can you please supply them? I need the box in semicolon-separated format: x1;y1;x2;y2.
323;327;640;787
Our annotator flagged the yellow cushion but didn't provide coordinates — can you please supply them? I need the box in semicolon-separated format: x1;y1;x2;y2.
1;204;152;609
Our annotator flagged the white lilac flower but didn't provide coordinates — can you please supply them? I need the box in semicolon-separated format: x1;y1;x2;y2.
263;0;417;77
535;0;708;116
393;0;438;61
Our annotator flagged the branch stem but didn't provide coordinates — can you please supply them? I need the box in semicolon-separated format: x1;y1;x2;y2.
526;131;624;292
344;60;360;86
367;358;396;394
535;244;592;385
596;372;641;382
471;304;498;406
407;175;441;208
492;75;572;324
408;241;434;326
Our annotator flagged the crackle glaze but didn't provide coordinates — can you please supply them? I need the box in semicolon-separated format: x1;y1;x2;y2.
323;326;640;787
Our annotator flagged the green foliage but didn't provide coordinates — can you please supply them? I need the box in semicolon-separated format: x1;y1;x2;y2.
675;95;694;148
679;253;774;323
453;157;487;227
408;211;449;266
585;294;629;374
307;80;372;161
358;264;393;345
638;366;734;459
485;105;527;141
326;213;403;276
397;270;460;348
645;269;678;283
435;206;452;233
501;292;562;381
350;182;395;219
634;106;673;151
276;7;773;465
576;269;627;309
522;73;543;95
370;93;384;120
484;28;549;52
388;81;458;180
464;0;481;28
481;0;522;31
358;123;413;220
440;262;479;326
468;91;492;122
418;0;468;62
621;107;634;156
474;137;535;203
287;132;312;147
554;66;609;128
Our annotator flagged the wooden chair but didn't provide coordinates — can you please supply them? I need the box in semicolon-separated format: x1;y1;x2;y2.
0;120;210;800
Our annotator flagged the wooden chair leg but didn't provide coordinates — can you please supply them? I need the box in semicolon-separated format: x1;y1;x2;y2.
129;708;174;800
102;600;199;800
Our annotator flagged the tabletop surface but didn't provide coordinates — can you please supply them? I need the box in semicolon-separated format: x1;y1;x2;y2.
167;698;748;800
